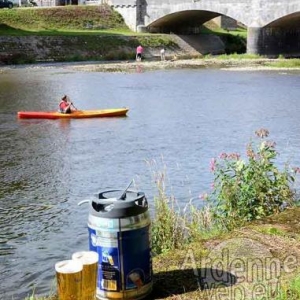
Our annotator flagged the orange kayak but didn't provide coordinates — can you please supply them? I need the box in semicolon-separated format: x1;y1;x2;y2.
17;108;129;119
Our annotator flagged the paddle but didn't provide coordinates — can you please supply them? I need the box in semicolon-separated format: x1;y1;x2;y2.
70;102;78;111
65;95;78;111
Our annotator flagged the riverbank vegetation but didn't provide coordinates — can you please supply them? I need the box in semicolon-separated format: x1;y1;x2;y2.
143;129;300;300
151;129;299;254
25;129;300;300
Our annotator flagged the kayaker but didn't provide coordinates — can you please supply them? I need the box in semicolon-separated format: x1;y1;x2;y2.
59;95;76;114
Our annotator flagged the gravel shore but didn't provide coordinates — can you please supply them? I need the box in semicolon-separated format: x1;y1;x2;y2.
67;58;300;73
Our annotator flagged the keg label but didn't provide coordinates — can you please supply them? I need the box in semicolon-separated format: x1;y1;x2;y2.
121;226;152;290
89;225;152;293
89;228;120;291
99;247;119;291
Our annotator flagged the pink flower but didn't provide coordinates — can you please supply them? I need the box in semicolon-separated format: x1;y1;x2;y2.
227;153;240;160
199;193;208;200
265;140;276;148
255;128;269;138
210;158;216;172
219;153;227;159
292;167;300;174
247;147;255;159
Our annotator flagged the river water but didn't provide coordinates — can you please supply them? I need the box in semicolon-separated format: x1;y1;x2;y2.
1;63;300;299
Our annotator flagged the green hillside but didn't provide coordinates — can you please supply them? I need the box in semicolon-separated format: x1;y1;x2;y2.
0;4;130;34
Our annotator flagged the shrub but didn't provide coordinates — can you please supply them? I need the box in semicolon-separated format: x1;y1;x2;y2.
149;129;300;254
148;160;217;255
208;129;298;230
150;166;187;254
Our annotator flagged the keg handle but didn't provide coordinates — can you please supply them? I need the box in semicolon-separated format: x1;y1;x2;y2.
119;180;133;200
78;199;90;206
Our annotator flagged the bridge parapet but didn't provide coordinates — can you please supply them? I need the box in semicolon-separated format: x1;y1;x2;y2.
108;0;137;30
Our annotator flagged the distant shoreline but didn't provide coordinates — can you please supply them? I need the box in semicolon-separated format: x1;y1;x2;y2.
1;58;300;73
64;58;300;72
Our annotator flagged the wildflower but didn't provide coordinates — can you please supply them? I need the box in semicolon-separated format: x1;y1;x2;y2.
292;167;300;174
246;145;255;159
207;129;297;230
227;153;240;160
219;152;227;159
265;140;276;148
210;158;216;172
255;128;269;138
199;193;208;200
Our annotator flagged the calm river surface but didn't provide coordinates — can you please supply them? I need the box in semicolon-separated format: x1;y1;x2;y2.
1;63;300;299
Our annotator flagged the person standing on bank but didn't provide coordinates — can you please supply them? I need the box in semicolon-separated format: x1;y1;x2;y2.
59;95;77;114
160;47;166;61
136;45;144;62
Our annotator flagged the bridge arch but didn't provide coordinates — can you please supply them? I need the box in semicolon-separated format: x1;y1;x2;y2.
111;0;300;56
144;2;249;30
266;11;300;28
148;10;230;34
247;11;300;57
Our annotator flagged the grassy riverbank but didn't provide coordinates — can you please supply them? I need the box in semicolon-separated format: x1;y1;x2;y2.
23;130;300;300
26;206;300;300
0;4;248;64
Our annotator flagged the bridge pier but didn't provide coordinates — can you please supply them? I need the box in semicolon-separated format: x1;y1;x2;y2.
247;26;300;57
247;27;264;55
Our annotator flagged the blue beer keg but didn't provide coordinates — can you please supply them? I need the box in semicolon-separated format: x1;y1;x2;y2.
88;189;152;300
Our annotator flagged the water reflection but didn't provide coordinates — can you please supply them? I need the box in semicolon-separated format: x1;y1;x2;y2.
136;64;144;73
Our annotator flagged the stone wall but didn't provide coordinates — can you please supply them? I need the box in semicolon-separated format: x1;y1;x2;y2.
0;34;228;64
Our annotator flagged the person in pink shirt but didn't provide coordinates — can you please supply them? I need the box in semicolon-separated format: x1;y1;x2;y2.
59;95;77;114
136;45;144;61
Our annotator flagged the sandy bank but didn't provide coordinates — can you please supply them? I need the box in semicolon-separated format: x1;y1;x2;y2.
66;58;300;73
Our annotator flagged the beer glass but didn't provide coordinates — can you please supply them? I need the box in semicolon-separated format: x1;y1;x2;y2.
55;259;83;300
72;251;99;300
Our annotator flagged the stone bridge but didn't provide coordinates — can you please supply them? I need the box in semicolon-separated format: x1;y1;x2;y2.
108;0;300;56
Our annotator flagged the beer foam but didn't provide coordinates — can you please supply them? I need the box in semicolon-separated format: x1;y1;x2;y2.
55;260;83;274
72;251;99;265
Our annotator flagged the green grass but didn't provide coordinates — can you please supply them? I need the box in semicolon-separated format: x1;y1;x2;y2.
266;58;300;68
204;53;262;59
201;25;247;37
274;276;300;300
0;24;132;36
254;225;288;237
199;24;247;54
0;5;129;35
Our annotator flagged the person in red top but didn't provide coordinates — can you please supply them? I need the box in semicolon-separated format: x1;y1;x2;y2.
59;95;76;114
136;45;144;61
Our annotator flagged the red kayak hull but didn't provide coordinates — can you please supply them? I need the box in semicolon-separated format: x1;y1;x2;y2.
17;108;129;119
